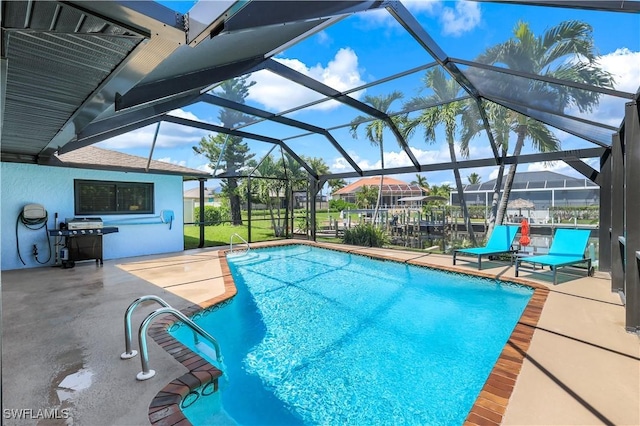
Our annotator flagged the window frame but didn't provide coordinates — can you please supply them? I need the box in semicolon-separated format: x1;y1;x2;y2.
74;179;154;215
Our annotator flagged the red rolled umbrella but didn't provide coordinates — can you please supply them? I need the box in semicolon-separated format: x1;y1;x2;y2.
520;218;531;246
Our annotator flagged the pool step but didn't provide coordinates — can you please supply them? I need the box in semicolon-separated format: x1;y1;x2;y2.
149;366;224;425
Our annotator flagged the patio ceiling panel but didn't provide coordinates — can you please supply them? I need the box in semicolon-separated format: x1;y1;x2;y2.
0;0;199;160
221;1;385;33
2;30;141;157
115;16;337;111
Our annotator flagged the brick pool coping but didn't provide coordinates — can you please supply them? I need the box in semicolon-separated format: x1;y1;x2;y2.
148;241;549;425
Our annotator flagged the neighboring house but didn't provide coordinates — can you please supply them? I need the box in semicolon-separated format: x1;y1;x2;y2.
451;171;600;223
183;186;220;225
332;177;427;207
453;171;600;209
1;146;210;270
184;187;220;207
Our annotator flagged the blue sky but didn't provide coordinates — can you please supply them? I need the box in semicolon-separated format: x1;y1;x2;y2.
97;1;640;192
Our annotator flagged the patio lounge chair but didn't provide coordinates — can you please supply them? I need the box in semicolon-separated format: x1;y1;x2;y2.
452;225;520;270
515;228;593;285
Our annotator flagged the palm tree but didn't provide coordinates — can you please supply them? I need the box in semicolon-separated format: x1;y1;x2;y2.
355;185;378;209
301;155;330;222
476;20;614;230
253;155;286;236
404;68;477;245
328;178;347;195
467;173;481;185
410;174;429;194
350;91;405;225
461;101;512;236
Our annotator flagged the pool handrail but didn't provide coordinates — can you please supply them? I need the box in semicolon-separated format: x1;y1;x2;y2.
136;306;223;380
230;233;251;255
121;295;171;360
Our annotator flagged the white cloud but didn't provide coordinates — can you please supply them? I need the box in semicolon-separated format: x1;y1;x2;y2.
315;30;332;46
566;48;640;127
196;163;214;174
156;157;186;167
248;48;366;112
97;109;211;149
440;2;481;37
355;1;480;38
166;109;200;121
404;0;441;14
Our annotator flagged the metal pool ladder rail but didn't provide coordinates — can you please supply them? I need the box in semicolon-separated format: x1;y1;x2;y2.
121;296;223;381
230;233;251;255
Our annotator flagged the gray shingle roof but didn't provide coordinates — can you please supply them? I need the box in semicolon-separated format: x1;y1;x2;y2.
49;146;210;180
184;187;219;198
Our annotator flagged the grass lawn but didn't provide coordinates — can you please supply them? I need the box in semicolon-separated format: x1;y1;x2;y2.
184;221;280;250
183;211;344;249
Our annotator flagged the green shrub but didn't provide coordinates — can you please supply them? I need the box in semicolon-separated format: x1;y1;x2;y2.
194;206;229;225
343;223;387;247
329;199;356;212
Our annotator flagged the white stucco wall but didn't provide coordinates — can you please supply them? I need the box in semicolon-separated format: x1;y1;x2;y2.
1;163;185;270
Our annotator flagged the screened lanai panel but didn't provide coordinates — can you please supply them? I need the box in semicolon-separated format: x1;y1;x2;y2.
281;101;373;130
212;69;329;115
211;137;280;178
401;100;487;166
421;2;640;69
461;64;628;129
491;98;615;148
327;126;416;174
283;133;357;176
345;68;439;110
279;8;437;90
240;119;317;140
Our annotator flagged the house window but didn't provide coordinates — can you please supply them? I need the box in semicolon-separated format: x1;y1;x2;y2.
74;180;154;215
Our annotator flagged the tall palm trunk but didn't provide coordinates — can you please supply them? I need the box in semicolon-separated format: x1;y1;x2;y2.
372;142;384;225
485;147;507;239
449;139;477;245
228;178;243;225
495;125;527;225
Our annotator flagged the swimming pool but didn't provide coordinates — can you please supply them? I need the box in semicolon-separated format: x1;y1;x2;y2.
171;245;534;425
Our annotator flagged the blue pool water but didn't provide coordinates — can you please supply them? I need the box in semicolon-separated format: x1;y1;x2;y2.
171;245;533;425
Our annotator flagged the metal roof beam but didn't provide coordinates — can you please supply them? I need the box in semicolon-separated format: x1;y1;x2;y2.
115;57;267;111
563;157;602;184
78;93;201;141
162;115;316;178
64;1;185;41
265;58;420;171
58;115;163;154
320;147;606;180
475;99;502;161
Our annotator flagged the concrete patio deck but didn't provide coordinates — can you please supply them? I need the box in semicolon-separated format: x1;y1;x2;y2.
2;241;638;425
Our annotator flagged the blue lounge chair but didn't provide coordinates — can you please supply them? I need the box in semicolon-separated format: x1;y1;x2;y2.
515;228;593;285
453;225;520;270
